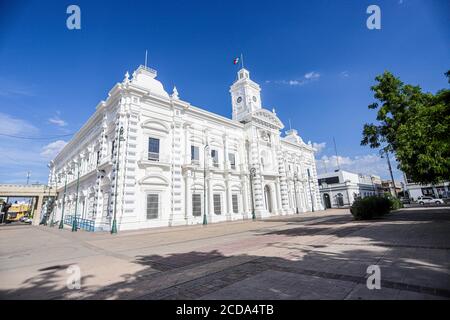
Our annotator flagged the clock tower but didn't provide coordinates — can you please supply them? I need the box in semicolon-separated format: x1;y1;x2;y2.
230;68;262;122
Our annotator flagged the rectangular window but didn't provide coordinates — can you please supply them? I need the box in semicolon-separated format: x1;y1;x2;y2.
96;150;100;166
213;194;221;215
146;194;159;219
232;194;239;213
148;138;160;161
192;194;202;216
228;153;236;170
211;149;219;167
191;146;199;163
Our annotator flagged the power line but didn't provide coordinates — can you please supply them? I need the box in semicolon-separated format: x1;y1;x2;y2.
0;132;74;140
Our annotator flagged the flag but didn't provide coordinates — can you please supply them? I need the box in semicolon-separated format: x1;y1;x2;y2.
233;57;239;65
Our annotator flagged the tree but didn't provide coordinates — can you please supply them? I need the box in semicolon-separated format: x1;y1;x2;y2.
361;71;450;185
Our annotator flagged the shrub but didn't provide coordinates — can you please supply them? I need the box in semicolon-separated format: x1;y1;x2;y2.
350;196;392;220
387;196;403;210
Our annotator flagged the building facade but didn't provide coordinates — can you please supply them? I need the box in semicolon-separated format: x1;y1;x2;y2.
48;65;323;231
404;174;450;201
317;170;382;208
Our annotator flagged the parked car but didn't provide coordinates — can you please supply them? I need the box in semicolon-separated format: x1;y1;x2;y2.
400;197;411;204
417;196;444;205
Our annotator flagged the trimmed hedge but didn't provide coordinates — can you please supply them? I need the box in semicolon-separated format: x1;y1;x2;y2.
350;196;394;220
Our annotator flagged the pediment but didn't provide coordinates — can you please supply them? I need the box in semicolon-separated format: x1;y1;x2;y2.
139;174;170;186
251;109;284;129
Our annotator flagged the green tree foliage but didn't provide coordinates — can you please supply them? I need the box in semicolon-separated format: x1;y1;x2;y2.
362;71;450;184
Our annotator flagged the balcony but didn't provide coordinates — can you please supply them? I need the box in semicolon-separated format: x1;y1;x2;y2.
138;152;171;168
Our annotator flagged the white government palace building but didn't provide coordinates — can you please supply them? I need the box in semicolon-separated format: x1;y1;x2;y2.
48;64;323;231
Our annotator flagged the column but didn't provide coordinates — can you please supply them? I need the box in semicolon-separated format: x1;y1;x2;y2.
185;170;192;221
226;177;232;220
241;175;249;216
275;179;282;215
208;175;214;219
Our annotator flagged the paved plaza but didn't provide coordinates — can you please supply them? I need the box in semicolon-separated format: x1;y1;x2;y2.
0;207;449;300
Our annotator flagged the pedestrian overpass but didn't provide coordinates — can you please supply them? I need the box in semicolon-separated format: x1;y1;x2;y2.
0;184;54;225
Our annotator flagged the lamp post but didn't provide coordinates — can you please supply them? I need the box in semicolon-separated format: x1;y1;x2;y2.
49;176;58;227
203;144;209;225
59;171;71;229
293;172;300;214
249;167;256;220
72;160;81;232
307;169;315;212
111;127;125;234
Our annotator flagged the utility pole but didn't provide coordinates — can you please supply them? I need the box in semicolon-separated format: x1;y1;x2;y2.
384;151;398;198
26;171;31;185
333;137;340;170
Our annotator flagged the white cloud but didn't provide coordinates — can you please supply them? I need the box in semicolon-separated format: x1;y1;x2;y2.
0;112;38;135
317;153;403;181
312;142;326;154
269;71;321;87
304;71;320;80
0;78;35;97
40;140;67;159
48;116;67;127
340;71;349;78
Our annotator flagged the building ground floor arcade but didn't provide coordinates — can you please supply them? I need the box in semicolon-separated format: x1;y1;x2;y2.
50;166;321;232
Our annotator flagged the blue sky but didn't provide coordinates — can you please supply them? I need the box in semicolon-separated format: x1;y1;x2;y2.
0;0;449;184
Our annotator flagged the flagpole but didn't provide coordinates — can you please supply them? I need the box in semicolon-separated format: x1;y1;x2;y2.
145;50;148;69
240;53;244;69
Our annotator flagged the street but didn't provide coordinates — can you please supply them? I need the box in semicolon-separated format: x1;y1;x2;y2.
0;207;449;300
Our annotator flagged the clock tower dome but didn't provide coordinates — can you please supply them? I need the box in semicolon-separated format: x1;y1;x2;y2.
230;68;262;122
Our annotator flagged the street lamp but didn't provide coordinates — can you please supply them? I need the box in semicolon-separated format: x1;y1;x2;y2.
59;170;71;229
307;169;315;212
49;176;59;227
203;144;209;226
72;160;81;232
293;172;300;214
111;126;125;234
249;167;256;220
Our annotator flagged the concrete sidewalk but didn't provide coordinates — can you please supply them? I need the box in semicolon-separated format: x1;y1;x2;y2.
0;207;449;299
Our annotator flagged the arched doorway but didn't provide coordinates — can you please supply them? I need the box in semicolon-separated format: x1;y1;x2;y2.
336;193;344;207
264;185;273;213
323;193;331;209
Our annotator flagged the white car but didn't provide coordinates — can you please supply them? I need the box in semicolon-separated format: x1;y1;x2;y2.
417;196;444;205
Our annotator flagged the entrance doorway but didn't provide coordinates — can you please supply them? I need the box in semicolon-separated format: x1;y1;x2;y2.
336;193;344;207
323;193;331;209
264;185;273;213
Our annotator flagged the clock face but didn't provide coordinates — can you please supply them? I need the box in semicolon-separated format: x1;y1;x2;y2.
237;96;243;104
252;96;257;102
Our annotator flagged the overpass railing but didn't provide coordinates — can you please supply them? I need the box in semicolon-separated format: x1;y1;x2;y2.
64;215;95;232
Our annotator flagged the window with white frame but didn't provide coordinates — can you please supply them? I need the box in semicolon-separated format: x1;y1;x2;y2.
211;149;219;167
192;193;201;216
148;137;160;161
213;194;221;215
146;194;159;219
232;194;239;213
191;145;199;164
228;153;236;170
